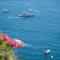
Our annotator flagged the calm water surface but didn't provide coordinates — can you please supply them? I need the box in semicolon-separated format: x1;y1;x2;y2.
0;0;60;60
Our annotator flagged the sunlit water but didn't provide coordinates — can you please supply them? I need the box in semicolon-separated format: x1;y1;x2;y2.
0;0;60;60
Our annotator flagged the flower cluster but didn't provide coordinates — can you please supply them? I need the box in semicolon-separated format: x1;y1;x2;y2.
0;32;24;48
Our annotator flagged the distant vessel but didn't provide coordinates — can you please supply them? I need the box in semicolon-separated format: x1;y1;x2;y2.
18;12;34;17
2;9;9;13
44;49;51;56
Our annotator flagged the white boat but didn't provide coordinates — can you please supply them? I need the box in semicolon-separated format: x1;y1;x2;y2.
18;12;34;17
44;49;51;55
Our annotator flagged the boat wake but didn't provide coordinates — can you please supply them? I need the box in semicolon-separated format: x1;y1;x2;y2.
7;16;21;18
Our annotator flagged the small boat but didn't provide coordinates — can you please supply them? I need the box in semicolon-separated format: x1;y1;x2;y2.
44;49;51;56
2;9;9;13
18;12;34;17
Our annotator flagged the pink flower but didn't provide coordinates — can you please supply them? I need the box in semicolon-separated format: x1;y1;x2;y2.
13;39;24;48
3;34;13;45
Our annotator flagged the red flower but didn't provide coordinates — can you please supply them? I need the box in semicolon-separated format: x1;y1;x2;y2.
13;39;24;48
3;34;13;45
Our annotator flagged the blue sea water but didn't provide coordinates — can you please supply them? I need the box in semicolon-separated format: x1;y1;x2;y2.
0;0;60;60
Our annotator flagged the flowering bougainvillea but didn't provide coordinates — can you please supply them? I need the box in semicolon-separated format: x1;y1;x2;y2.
0;32;25;48
0;32;24;60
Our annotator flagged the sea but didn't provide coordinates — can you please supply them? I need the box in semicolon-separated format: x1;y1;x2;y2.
0;0;60;60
